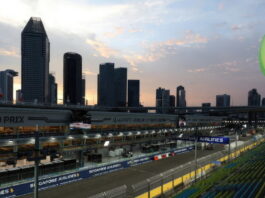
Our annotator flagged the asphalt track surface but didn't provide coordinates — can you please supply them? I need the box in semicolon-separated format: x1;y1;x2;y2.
20;144;228;198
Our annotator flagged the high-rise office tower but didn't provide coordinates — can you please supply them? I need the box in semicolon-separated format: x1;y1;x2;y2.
82;77;86;105
0;69;18;102
128;80;140;107
169;95;175;113
48;74;57;104
156;87;170;114
169;95;175;107
21;17;50;103
176;86;186;107
63;52;82;105
114;68;127;107
97;63;115;107
216;94;230;107
248;89;261;106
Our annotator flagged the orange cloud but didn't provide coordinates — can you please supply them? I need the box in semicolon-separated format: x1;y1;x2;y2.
83;69;97;76
156;31;208;47
104;27;125;38
86;39;118;58
0;48;20;57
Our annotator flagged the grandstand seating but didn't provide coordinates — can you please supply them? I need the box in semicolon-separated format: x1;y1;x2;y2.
174;142;265;198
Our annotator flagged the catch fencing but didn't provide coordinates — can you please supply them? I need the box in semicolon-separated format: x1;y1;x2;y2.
88;137;265;198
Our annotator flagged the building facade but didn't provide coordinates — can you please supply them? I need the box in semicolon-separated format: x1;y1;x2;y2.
176;86;186;107
169;95;175;113
156;87;170;114
0;70;18;102
114;68;127;107
16;89;22;103
248;89;261;106
97;63;115;107
216;94;230;107
21;17;50;103
202;103;211;113
128;80;140;108
48;74;57;104
82;77;86;105
63;52;82;105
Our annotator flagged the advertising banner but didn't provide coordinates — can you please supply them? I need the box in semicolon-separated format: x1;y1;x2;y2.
0;146;193;198
197;136;230;144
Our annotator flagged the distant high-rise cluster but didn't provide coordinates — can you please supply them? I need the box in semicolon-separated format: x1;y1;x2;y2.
155;86;186;114
97;63;139;108
216;94;230;107
1;17;263;109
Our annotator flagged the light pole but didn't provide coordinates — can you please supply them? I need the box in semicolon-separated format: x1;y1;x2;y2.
34;125;40;198
194;124;198;182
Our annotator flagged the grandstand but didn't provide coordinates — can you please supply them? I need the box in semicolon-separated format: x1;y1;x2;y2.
174;142;265;198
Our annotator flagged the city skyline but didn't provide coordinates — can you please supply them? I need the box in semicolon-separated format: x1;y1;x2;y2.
0;0;265;106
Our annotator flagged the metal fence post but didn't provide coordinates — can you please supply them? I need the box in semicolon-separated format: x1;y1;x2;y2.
147;178;151;198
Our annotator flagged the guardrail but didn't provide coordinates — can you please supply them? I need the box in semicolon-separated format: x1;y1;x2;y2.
87;136;265;198
0;145;194;197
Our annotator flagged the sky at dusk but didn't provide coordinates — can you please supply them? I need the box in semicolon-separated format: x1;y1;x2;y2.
0;0;265;106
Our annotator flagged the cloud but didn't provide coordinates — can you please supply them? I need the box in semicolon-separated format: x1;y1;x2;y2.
83;69;97;76
86;38;118;58
154;31;208;48
0;48;19;57
104;27;125;38
214;60;241;73
187;68;207;73
121;31;208;71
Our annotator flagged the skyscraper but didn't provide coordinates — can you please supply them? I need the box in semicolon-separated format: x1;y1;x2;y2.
63;52;82;105
169;95;175;113
216;94;230;107
82;77;86;105
0;69;18;102
128;80;140;107
176;86;186;107
248;89;261;106
21;17;50;103
114;68;127;107
48;74;57;104
156;87;170;114
97;63;115;107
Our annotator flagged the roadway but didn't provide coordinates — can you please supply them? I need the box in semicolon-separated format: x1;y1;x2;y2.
20;144;228;198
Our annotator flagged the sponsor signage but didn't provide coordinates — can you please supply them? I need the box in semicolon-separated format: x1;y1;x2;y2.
0;146;193;198
197;136;230;144
174;136;230;144
0;116;24;124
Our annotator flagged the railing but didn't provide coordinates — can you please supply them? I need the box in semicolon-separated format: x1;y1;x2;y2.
87;136;265;198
